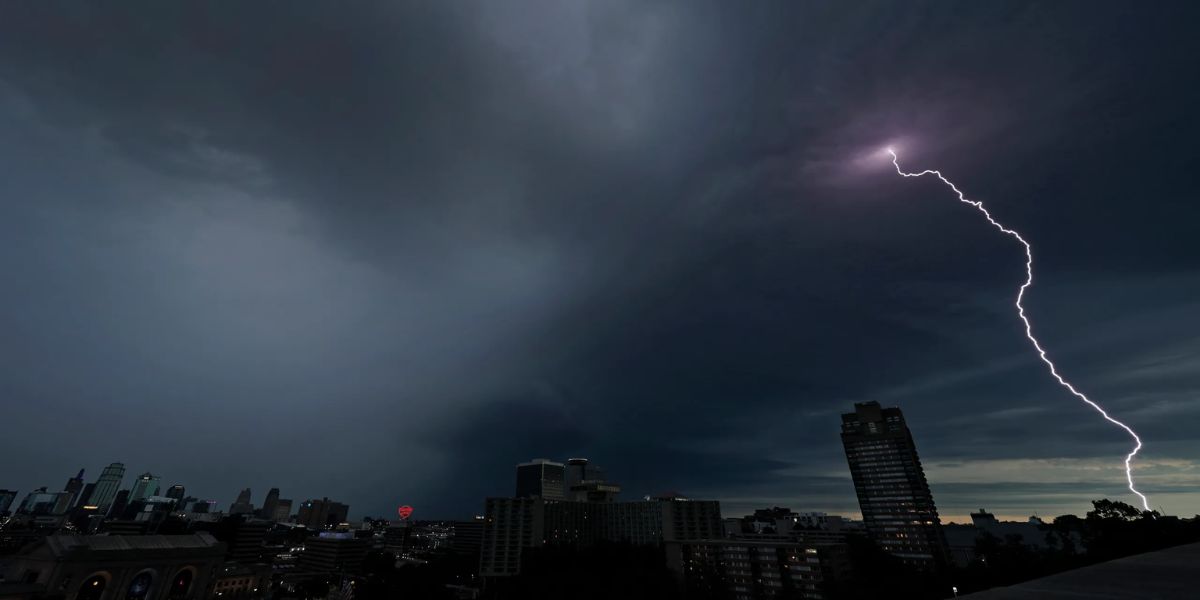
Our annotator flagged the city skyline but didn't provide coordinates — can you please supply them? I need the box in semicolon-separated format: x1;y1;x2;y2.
3;3;1200;524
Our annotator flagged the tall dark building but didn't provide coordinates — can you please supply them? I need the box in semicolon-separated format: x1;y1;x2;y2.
841;401;949;570
259;487;280;520
165;484;186;502
63;469;85;505
297;498;349;530
230;488;254;515
0;490;16;515
107;490;131;520
515;459;565;500
73;483;95;510
89;462;125;513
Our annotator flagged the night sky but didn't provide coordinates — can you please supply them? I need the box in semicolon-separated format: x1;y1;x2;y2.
2;2;1199;523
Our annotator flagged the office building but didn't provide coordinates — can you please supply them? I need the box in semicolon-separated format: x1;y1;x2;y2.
73;483;96;510
515;459;565;500
230;488;254;516
62;469;86;505
296;497;349;530
273;499;293;522
130;473;161;502
164;484;186;503
298;532;368;573
17;488;74;516
108;490;131;520
259;487;280;520
193;515;270;564
841;401;949;570
88;462;126;513
0;489;19;515
480;495;722;577
452;518;485;554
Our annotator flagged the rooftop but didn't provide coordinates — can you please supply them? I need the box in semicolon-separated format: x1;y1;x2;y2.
963;542;1200;599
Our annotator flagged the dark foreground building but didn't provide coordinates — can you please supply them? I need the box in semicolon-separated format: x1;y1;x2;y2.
0;533;225;600
841;401;949;570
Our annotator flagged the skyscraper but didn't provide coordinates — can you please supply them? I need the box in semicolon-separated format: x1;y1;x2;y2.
841;402;949;570
73;483;96;509
515;459;565;500
89;462;126;513
165;484;187;502
230;488;254;515
63;469;85;505
130;473;161;501
0;489;16;515
273;499;293;522
259;487;280;520
296;498;349;529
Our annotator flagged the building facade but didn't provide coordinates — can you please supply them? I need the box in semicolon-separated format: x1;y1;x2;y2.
130;474;161;502
840;401;949;569
514;459;565;500
479;496;722;577
667;539;850;600
0;533;225;600
88;463;126;514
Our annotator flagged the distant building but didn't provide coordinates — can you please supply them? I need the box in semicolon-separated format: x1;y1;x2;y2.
108;490;132;521
0;489;18;515
943;509;1057;566
88;462;126;513
63;469;86;506
17;488;73;516
480;495;722;577
0;533;225;600
272;499;293;523
515;459;565;500
165;485;187;503
73;483;96;510
258;488;280;521
193;515;270;565
130;473;161;502
841;402;949;570
298;532;368;573
229;488;254;516
296;498;349;530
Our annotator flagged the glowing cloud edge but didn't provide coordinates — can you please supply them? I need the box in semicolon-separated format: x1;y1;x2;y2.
887;148;1150;511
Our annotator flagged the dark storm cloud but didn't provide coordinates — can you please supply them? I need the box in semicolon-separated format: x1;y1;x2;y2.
2;1;1199;519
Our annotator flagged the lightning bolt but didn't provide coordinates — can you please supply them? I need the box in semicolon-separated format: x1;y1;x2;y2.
887;147;1150;510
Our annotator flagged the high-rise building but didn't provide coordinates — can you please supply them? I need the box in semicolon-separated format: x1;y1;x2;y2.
165;484;186;502
515;459;565;500
88;462;126;513
129;473;161;502
230;488;254;515
259;487;280;520
841;401;949;570
297;498;349;530
273;499;293;522
108;490;131;520
480;495;722;577
63;469;86;506
73;483;96;510
0;490;16;515
18;488;75;516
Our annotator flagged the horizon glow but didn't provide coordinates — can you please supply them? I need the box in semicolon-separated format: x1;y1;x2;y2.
887;148;1150;511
